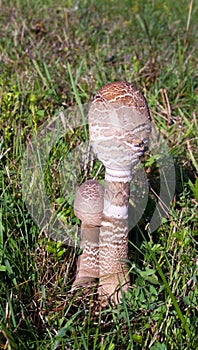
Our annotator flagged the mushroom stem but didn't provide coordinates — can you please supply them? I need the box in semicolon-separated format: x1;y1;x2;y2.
99;180;130;300
73;224;99;286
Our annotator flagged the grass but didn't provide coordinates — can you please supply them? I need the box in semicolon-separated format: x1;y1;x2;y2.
0;0;198;349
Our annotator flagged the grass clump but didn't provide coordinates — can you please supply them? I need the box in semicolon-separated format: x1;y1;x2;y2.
0;0;197;349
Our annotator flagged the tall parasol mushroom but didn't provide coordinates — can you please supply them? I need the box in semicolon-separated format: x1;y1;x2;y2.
88;81;151;301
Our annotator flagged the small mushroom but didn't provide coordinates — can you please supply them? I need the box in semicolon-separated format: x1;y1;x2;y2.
72;179;104;288
88;81;151;301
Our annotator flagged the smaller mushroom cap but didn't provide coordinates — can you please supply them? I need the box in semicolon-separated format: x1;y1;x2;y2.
74;180;104;227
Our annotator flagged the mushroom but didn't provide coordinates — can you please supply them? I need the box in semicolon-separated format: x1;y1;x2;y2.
72;179;104;288
88;81;151;301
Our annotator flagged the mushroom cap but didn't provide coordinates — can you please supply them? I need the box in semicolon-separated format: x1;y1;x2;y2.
74;180;104;227
88;81;151;180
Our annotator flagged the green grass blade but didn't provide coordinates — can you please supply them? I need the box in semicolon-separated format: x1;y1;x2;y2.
151;251;191;338
67;62;88;139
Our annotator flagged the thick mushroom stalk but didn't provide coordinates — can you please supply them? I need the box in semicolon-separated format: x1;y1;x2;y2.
88;81;151;301
72;180;104;288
